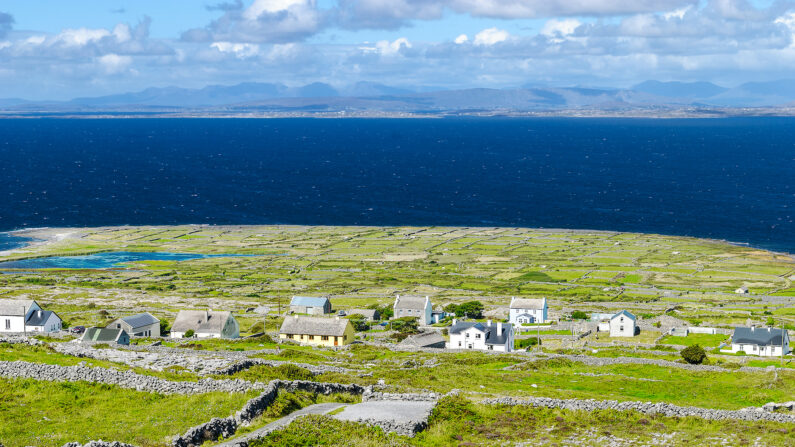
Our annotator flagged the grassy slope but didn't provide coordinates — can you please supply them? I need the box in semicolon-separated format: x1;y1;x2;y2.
0;378;256;447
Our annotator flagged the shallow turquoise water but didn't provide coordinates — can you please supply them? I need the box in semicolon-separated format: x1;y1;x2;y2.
0;251;253;269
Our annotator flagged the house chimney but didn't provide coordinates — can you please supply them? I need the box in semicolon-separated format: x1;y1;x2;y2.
497;322;503;336
751;325;755;332
487;320;492;326
452;318;457;326
37;310;42;318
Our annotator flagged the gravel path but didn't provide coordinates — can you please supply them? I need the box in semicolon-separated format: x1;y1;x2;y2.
214;403;348;447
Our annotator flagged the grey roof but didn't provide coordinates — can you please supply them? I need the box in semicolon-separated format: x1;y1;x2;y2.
120;312;159;330
400;331;446;348
449;321;513;346
732;327;788;346
171;310;234;334
0;299;36;316
290;296;330;307
347;309;378;319
394;296;429;311
26;310;58;326
280;316;350;337
612;310;636;321
510;298;545;309
81;327;127;343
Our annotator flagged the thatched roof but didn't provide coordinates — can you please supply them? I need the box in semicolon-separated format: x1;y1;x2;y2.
280;316;350;336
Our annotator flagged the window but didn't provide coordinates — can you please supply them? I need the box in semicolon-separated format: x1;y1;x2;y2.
458;341;462;347
4;319;9;330
321;336;329;341
620;326;624;331
287;334;294;339
308;335;314;340
343;335;347;341
488;345;493;350
475;333;481;339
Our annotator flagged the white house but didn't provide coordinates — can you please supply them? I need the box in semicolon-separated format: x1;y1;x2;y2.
170;310;239;339
107;312;160;338
25;309;62;333
447;319;513;352
609;310;637;337
724;326;790;357
393;295;433;326
0;299;62;333
509;297;547;325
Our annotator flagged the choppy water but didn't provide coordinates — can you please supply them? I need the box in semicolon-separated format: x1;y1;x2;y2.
0;118;792;252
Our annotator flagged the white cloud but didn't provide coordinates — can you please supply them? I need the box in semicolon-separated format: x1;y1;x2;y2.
97;53;132;74
361;37;411;55
57;28;112;47
474;27;510;46
112;24;132;43
450;0;697;19
541;19;581;37
454;34;469;44
244;0;309;20
663;5;692;20
211;41;261;58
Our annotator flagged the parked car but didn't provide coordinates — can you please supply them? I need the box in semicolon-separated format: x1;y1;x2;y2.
337;310;347;316
70;326;86;334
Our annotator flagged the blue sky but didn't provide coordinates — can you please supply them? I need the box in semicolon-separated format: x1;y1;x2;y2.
1;0;794;100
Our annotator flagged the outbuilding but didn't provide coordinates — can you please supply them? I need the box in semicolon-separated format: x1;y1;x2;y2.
25;309;62;333
289;296;332;315
80;327;130;345
393;295;433;325
725;326;790;357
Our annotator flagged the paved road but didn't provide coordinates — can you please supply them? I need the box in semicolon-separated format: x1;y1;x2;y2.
215;402;348;447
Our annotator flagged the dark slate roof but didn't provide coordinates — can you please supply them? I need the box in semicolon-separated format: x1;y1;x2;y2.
449;321;513;346
290;296;330;307
120;312;159;329
732;327;788;346
400;331;446;348
25;310;58;326
81;327;126;343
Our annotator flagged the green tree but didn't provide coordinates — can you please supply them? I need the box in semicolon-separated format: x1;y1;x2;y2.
184;329;195;338
767;316;776;327
159;319;170;335
444;303;460;316
681;344;707;364
347;314;370;332
457;301;484;319
570;310;588;320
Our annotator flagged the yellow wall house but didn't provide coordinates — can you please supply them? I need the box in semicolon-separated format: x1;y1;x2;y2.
279;315;354;347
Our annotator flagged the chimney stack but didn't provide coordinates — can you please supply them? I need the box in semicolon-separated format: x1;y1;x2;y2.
487;319;492;327
452;318;457;326
497;322;503;336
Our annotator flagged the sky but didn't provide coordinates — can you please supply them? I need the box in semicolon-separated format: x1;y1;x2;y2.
0;0;794;100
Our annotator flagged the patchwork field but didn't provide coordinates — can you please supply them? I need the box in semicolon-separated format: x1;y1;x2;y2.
1;225;794;446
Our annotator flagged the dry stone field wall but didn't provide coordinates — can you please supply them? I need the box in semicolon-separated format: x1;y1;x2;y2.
482;396;795;424
0;360;264;394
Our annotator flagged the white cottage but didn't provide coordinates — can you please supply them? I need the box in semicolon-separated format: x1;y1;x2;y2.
725;326;790;357
393;295;433;326
447;319;513;352
509;297;547;325
609;310;636;337
170;310;239;339
0;299;60;333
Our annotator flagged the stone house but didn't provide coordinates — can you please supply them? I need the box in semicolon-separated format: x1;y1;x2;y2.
609;310;637;337
107;312;160;338
509;297;547;325
289;296;332;315
279;315;354;347
347;308;380;321
400;331;447;349
725;326;790;357
170;310;239;339
447;319;513;352
0;299;61;334
393;295;432;325
80;327;130;345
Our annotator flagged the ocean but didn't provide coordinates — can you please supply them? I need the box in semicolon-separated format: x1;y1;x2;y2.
0;118;792;252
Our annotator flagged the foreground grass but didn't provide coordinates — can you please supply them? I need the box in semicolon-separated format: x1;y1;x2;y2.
0;378;257;447
251;395;795;447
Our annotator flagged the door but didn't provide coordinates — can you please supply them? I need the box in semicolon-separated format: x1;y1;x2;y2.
334;336;338;346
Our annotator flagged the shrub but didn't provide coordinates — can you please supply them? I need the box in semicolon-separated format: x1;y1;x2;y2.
681;344;707;364
570;310;588;320
159;319;170;335
347;314;370;331
184;329;195;338
516;337;539;349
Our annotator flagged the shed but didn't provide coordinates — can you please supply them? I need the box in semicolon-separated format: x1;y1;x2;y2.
400;331;446;349
80;327;130;345
107;312;160;337
289;296;332;315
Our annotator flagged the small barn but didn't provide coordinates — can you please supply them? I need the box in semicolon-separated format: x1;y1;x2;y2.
289;296;332;315
107;312;160;338
80;327;130;345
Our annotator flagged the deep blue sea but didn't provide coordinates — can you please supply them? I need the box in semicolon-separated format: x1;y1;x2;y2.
0;118;792;252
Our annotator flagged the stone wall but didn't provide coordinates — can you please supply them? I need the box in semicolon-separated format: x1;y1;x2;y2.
362;390;439;402
172;380;367;447
481;396;795;424
0;360;265;394
61;442;137;447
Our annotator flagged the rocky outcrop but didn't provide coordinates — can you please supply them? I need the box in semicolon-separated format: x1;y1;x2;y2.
482;396;795;424
0;360;264;394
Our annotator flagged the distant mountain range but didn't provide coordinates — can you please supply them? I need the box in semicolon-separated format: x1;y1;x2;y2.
2;80;795;115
